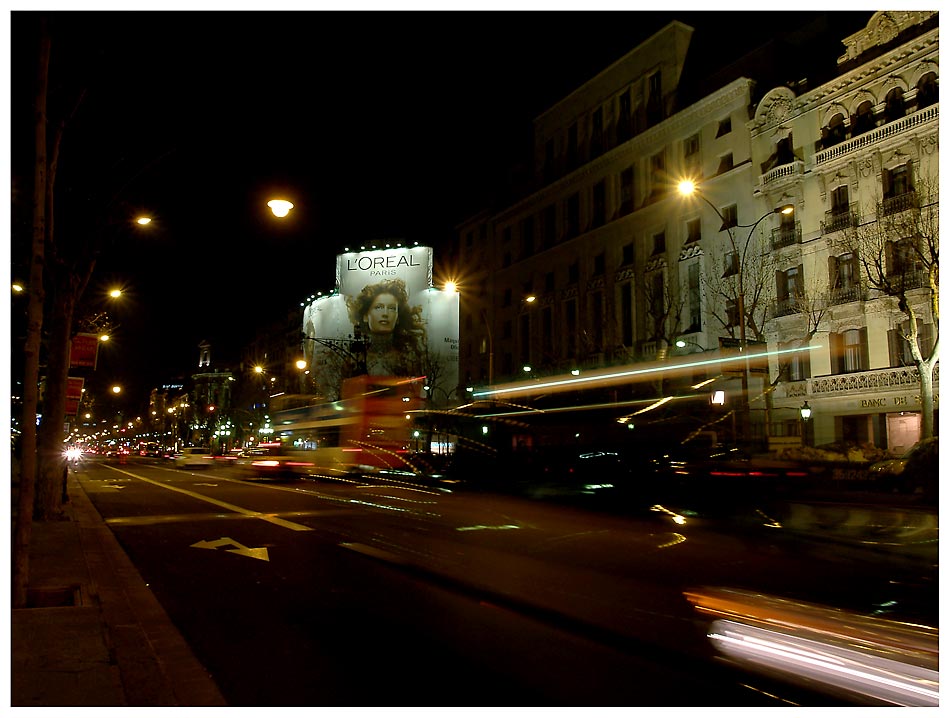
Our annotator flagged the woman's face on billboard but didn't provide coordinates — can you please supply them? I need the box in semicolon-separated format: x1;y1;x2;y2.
367;293;398;334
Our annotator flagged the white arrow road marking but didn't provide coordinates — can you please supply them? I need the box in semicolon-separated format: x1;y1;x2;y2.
194;482;218;487
191;537;270;561
102;465;313;531
104;484;127;490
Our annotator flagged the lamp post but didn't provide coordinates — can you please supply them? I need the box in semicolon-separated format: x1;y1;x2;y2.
800;400;812;446
678;180;794;448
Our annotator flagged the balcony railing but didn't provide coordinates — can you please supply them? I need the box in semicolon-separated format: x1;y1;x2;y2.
829;284;867;305
880;190;919;216
815;104;938;165
771;297;800;318
779;363;939;400
886;269;928;291
770;221;802;249
821;206;859;234
759;160;804;187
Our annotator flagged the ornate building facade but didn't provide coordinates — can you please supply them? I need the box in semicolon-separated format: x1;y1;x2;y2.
453;12;938;453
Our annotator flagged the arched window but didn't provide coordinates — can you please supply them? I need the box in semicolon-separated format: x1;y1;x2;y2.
884;87;906;123
852;100;875;136
916;72;937;110
825;113;846;147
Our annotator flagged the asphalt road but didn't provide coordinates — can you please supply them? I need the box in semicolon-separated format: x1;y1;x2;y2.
74;456;937;706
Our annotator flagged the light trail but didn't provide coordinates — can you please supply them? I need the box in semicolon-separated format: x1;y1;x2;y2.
473;344;820;399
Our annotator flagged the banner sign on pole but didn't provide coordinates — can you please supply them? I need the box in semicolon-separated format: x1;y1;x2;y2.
66;377;85;416
69;333;100;369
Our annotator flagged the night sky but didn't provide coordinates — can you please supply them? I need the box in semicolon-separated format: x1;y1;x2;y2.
7;9;873;410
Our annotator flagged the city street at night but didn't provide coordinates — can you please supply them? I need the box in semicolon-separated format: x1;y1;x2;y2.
63;455;938;707
9;9;940;711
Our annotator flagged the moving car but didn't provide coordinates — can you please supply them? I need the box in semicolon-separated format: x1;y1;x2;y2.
173;447;214;469
231;444;314;480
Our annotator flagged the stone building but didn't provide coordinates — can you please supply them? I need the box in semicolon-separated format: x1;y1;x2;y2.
452;12;938;453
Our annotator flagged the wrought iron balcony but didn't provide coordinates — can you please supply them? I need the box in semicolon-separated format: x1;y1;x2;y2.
886;269;928;291
771;297;800;318
880;190;919;216
829;284;867;305
770;221;802;249
821;206;859;234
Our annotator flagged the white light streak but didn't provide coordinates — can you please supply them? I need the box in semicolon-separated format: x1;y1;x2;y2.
474;345;820;398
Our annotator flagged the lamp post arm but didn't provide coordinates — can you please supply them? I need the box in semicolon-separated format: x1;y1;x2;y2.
742;209;780;261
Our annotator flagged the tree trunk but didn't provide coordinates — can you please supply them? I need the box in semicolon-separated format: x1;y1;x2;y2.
918;358;935;440
35;287;78;519
13;19;50;609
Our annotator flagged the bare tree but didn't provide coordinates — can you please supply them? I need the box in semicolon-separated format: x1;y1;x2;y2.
702;228;777;346
836;174;939;439
761;277;831;434
642;267;686;395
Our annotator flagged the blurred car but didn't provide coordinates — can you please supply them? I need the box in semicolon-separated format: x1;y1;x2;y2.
870;437;938;499
139;442;164;458
232;444;313;480
173;447;214;469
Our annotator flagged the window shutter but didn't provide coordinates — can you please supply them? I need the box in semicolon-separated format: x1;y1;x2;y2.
830;332;842;374
887;328;901;366
829;255;840;288
859;327;869;371
776;270;787;300
918;322;934;357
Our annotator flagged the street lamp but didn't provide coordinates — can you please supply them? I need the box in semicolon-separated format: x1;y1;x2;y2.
799;401;812;420
800;401;812;446
678;180;794;447
267;199;294;218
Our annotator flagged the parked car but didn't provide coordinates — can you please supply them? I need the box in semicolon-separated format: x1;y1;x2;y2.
173;447;214;469
870;437;938;499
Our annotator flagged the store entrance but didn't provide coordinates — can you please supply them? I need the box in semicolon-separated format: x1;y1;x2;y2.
886;412;920;455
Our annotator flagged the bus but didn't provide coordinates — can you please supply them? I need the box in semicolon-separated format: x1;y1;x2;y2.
269;375;426;477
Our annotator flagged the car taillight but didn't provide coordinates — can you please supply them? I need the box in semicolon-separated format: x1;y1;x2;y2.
252;460;281;467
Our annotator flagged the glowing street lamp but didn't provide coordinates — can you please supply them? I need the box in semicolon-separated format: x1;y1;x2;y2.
267;199;294;218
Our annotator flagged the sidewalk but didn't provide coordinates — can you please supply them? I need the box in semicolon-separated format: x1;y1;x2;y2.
11;472;227;707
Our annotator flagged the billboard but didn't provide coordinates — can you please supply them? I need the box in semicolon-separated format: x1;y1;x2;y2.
303;246;458;402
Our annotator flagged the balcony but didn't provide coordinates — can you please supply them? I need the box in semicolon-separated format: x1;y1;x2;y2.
771;296;801;318
829;284;867;305
815;104;938;165
782;363;940;400
759;160;804;188
770;221;802;249
886;269;928;291
880;190;919;216
821;206;859;234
